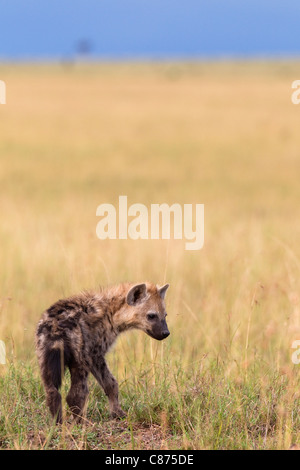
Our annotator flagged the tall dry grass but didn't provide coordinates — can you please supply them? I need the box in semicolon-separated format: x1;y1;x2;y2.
0;62;300;449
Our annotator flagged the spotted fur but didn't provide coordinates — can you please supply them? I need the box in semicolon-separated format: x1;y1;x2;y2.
36;282;170;423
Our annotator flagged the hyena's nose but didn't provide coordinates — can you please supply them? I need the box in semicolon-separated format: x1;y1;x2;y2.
162;329;170;339
161;319;170;339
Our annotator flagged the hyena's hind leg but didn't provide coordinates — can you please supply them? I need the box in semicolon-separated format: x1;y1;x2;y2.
91;359;126;419
66;366;89;422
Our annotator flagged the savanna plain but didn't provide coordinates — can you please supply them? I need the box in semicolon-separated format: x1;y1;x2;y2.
0;61;300;450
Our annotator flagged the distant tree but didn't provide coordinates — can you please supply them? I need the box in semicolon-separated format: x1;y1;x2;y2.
75;39;93;57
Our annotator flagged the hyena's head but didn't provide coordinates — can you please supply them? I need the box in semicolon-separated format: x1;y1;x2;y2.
126;282;170;341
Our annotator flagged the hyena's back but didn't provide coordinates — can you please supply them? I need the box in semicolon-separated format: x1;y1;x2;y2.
35;293;109;422
36;294;106;386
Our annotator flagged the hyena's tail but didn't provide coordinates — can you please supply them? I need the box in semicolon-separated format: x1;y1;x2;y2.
41;343;68;424
45;346;64;390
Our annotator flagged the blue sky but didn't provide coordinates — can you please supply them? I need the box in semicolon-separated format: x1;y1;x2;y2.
0;0;300;59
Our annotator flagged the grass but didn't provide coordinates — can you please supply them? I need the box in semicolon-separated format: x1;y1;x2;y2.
1;358;299;449
1;61;300;449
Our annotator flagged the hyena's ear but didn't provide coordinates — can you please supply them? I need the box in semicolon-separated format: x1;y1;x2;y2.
158;283;169;300
126;283;147;306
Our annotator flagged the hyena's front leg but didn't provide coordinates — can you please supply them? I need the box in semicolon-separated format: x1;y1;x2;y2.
91;359;126;419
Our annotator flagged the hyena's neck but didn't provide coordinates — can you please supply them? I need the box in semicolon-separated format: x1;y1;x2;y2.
94;286;134;338
112;304;137;334
96;285;136;335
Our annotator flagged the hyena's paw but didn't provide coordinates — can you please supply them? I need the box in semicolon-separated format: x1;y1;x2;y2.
110;408;127;420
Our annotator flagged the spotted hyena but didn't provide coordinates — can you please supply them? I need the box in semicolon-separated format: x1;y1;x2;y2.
36;282;170;423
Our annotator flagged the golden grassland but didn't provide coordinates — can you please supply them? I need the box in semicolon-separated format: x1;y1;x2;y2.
1;61;300;449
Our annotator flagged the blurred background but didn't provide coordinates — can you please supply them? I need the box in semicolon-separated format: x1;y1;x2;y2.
0;0;300;362
0;0;300;356
1;0;300;60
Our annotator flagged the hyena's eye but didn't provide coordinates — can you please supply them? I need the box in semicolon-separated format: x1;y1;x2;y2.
147;313;158;321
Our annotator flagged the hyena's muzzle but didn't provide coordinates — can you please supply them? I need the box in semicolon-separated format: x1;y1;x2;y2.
146;316;170;341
